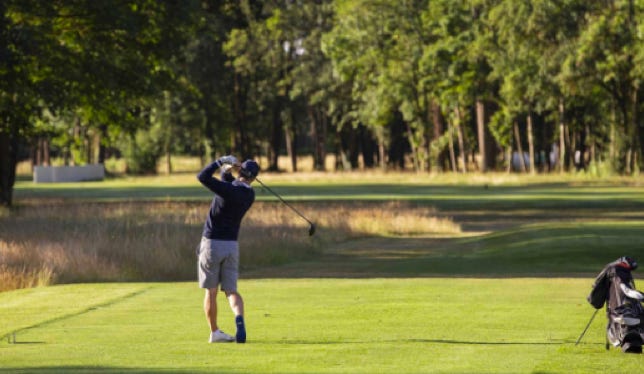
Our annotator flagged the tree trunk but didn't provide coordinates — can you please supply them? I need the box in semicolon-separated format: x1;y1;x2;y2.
284;124;294;172
378;135;386;171
268;98;282;172
632;88;640;173
98;124;107;164
34;138;42;166
476;100;488;172
586;124;595;169
360;124;376;169
338;124;359;169
45;139;51;165
308;105;326;171
35;138;50;166
565;122;574;170
474;100;498;171
424;99;432;173
85;126;92;165
164;91;173;174
454;106;467;173
311;107;322;170
289;108;298;172
405;122;420;172
609;109;616;168
0;126;18;207
335;128;351;171
527;112;535;174
448;123;457;173
163;152;170;174
388;111;406;170
432;100;447;171
321;110;328;169
558;99;566;173
513;121;527;173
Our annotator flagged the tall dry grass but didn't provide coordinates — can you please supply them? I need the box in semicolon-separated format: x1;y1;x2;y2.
0;201;459;292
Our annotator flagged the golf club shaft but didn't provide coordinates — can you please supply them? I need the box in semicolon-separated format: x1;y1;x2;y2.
575;309;599;345
255;177;314;226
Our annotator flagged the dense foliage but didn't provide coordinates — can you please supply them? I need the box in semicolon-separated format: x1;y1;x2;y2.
1;0;643;205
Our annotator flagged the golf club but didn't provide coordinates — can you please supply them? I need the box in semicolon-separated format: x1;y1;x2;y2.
575;308;599;346
255;177;316;236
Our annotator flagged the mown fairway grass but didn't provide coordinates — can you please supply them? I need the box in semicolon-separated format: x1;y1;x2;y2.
13;172;644;210
3;172;644;372
2;279;644;373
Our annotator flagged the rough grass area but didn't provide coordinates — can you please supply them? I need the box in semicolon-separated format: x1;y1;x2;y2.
0;201;457;291
1;279;644;373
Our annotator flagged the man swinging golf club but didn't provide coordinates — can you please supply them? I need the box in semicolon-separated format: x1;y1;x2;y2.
197;155;260;343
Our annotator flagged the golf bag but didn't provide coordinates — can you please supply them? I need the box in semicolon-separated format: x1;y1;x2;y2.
587;257;644;353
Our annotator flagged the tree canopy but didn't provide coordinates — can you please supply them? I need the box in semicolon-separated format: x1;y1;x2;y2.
1;0;643;206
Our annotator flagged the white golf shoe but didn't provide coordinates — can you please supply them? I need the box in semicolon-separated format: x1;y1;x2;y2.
209;330;235;343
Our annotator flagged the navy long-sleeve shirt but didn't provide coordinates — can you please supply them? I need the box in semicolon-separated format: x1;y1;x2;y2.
197;161;255;241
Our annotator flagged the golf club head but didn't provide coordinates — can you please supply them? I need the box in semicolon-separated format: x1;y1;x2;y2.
308;223;316;236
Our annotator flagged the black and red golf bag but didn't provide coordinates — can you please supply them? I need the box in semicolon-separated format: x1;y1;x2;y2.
587;257;644;353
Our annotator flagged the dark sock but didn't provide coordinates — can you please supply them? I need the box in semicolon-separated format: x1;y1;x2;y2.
235;315;246;343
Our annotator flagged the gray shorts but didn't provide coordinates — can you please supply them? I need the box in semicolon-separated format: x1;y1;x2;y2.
198;238;239;291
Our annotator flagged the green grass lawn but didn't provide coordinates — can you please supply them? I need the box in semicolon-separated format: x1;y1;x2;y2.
5;173;644;372
2;279;644;373
14;172;644;210
250;220;644;279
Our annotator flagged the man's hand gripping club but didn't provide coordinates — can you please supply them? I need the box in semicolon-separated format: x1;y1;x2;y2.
216;155;240;168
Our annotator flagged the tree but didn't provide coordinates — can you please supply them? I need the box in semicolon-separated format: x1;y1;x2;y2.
324;0;437;172
1;1;205;204
423;0;488;172
181;1;249;162
287;1;337;171
561;0;643;173
1;0;73;206
225;1;294;171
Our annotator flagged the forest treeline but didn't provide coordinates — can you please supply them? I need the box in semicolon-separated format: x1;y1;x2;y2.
1;0;644;205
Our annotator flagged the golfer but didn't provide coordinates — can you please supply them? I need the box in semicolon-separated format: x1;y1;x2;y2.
197;155;259;343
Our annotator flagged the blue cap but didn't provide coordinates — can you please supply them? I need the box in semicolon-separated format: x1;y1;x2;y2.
240;160;259;179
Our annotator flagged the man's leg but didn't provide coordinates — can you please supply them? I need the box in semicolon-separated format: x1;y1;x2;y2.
226;291;246;343
204;288;218;332
226;291;244;316
205;289;234;342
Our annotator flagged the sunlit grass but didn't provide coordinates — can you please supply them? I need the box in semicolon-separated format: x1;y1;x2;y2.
3;279;644;373
309;201;460;237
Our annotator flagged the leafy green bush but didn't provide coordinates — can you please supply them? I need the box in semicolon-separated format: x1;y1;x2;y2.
122;126;162;175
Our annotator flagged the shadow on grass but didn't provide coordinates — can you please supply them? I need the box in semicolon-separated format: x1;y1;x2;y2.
0;368;236;374
246;221;644;278
15;183;644;211
263;338;566;346
406;338;565;346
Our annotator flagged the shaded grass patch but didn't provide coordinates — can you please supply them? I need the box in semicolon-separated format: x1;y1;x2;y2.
245;219;644;279
14;175;644;211
328;221;644;277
